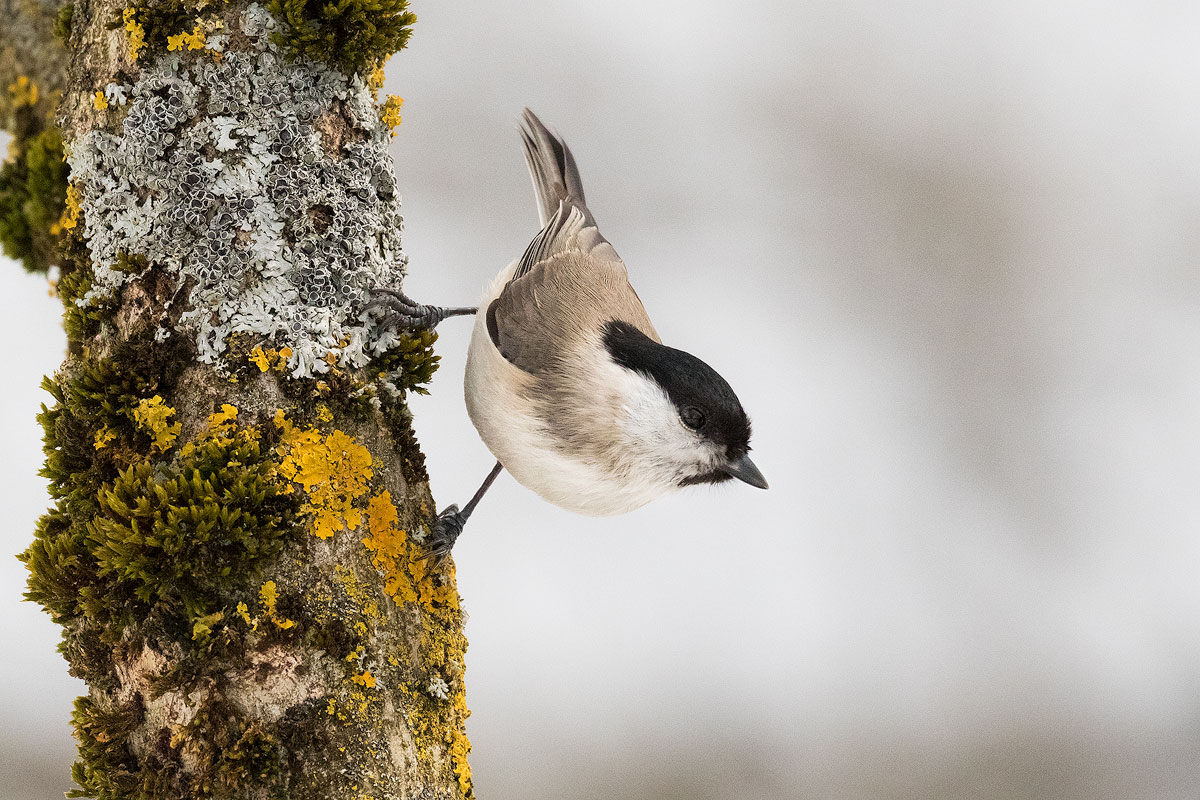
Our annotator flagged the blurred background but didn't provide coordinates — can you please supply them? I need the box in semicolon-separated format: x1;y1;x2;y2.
5;1;1200;797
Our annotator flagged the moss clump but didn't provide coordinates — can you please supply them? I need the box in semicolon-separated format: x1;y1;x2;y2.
0;126;69;273
216;722;282;789
83;422;296;633
55;3;75;42
20;329;285;642
268;0;416;75
56;242;112;344
25;361;170;625
70;693;284;800
67;695;146;800
369;327;439;394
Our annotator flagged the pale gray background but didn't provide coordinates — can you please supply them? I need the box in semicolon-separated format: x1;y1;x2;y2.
4;1;1200;798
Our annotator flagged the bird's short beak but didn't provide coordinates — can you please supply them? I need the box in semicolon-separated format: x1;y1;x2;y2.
722;453;769;489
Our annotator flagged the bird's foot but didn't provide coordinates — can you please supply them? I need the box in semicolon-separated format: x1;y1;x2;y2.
425;504;467;565
364;288;476;331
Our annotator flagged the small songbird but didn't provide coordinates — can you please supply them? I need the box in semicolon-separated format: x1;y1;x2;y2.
369;109;767;557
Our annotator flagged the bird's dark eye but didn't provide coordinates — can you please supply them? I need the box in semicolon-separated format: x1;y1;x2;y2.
680;406;706;430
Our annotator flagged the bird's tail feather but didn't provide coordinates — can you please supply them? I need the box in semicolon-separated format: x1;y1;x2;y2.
520;108;591;227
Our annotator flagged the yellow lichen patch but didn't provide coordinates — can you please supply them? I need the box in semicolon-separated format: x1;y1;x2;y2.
379;96;404;136
167;24;207;52
449;701;473;798
93;427;116;450
249;346;270;372
207;403;239;428
249;346;292;372
191;610;224;640
132;396;181;452
259;580;296;629
274;411;374;539
236;601;258;631
368;59;388;96
361;490;459;613
316;404;333;423
92;91;109;111
123;9;146;61
324;683;381;725
51;183;81;235
7;76;38;108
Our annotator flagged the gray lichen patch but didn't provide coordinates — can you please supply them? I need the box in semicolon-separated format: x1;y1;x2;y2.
68;4;408;377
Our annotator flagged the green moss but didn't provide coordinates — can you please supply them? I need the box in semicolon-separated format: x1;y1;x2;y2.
53;225;110;344
369;327;439;394
0;126;69;273
55;3;75;42
268;0;416;75
218;723;282;788
84;426;294;630
22;335;182;635
20;329;259;637
69;693;287;800
68;695;144;800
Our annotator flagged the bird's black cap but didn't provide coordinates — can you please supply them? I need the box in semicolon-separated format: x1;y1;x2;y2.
603;321;756;486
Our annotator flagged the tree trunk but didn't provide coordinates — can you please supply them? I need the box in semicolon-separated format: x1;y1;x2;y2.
4;1;473;798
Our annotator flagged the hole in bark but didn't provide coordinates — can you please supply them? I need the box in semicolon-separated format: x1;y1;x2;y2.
308;205;334;234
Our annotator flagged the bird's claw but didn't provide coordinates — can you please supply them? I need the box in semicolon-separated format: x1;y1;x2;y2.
363;287;446;331
425;504;466;565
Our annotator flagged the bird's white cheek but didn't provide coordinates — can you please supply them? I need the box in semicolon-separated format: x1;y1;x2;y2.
608;370;706;476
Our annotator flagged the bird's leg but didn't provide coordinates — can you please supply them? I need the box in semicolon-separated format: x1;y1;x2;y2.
364;287;477;331
427;461;505;563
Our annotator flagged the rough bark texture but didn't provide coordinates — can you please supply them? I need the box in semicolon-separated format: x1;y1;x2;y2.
5;1;473;798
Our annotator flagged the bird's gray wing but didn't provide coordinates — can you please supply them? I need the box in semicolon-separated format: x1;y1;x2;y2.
488;250;659;376
491;109;657;375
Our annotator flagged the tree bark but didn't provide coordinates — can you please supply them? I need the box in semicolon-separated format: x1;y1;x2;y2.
5;1;473;798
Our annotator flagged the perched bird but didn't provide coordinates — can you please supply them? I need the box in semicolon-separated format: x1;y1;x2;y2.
369;109;766;558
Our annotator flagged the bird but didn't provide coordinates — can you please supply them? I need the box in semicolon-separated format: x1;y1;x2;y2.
368;109;767;559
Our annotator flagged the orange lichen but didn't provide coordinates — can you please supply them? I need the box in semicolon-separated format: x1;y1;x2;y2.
352;670;376;689
274;411;374;539
361;490;458;613
207;403;239;428
132;395;180;452
236;601;258;631
449;698;473;798
92;91;109;111
368;60;388;96
249;347;271;372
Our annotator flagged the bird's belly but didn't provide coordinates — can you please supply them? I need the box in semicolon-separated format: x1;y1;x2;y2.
463;313;666;517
